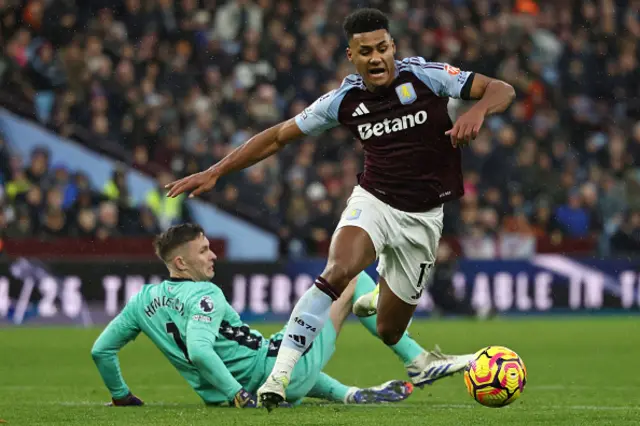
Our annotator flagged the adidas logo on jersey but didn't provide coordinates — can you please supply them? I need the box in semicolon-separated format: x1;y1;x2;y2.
357;110;428;141
352;103;370;117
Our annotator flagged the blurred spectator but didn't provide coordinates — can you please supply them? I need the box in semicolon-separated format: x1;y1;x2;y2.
145;171;187;230
25;148;49;187
554;191;590;238
0;140;190;238
610;210;640;254
95;200;121;240
138;207;161;236
5;169;31;202
428;241;493;319
103;166;133;208
72;208;97;238
5;206;33;238
39;207;68;239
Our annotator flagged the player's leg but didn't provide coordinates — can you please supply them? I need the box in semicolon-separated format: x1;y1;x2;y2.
355;205;442;343
349;271;467;386
314;272;421;369
259;187;384;410
351;272;423;363
259;227;375;396
376;275;418;345
278;277;413;406
378;275;475;386
326;273;357;336
328;271;470;389
356;207;475;385
306;372;413;404
254;275;360;406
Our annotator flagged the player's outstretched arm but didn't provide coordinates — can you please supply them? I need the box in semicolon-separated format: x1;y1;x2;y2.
166;84;344;199
91;308;143;406
446;73;515;147
165;118;305;198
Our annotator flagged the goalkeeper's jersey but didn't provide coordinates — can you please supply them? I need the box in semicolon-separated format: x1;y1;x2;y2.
91;278;273;404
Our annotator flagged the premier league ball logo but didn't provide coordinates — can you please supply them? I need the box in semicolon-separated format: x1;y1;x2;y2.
199;296;214;313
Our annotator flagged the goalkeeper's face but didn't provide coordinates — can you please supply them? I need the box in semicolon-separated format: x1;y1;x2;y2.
179;234;217;281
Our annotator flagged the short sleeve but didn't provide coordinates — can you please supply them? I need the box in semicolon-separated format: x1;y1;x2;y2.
401;57;474;99
294;90;342;136
293;75;361;135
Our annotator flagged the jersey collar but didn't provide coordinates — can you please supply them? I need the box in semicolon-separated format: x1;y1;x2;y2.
167;277;195;282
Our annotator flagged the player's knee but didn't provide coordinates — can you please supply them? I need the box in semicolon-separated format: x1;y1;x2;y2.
376;322;403;346
90;344;103;361
321;263;353;291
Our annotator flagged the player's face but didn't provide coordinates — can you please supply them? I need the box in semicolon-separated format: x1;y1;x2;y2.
347;29;396;90
182;234;217;281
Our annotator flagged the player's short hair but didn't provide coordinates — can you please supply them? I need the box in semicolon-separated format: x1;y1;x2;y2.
153;223;205;262
343;8;389;40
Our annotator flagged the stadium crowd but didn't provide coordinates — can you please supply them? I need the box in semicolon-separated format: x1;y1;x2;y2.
0;134;192;240
0;0;639;257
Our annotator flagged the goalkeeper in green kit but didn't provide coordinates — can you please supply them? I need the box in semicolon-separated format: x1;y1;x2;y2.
92;223;462;408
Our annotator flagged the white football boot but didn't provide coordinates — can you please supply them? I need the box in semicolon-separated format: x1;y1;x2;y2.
257;374;289;412
352;284;380;317
406;345;475;387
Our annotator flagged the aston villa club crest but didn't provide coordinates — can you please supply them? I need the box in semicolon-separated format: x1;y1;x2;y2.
395;82;417;105
346;208;362;220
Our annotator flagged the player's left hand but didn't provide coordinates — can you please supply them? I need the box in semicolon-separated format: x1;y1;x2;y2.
107;392;144;406
445;108;485;148
233;389;259;408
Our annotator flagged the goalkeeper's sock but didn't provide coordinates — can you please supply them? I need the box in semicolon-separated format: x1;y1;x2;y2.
353;273;423;364
307;372;356;404
271;278;339;382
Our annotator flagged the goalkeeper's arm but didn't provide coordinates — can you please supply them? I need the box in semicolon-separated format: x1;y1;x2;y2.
91;307;141;404
186;317;257;407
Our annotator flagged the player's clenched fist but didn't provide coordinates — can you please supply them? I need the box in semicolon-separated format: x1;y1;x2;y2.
445;108;485;148
165;168;219;199
108;392;144;406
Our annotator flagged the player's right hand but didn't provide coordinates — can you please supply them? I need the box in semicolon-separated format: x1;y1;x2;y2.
108;392;144;406
445;107;485;148
233;389;259;408
165;168;219;199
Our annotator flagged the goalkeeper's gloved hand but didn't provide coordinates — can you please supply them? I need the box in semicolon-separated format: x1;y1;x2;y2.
233;389;258;408
232;389;293;408
108;392;144;407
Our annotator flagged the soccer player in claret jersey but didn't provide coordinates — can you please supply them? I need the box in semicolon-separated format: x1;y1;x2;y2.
91;223;455;408
165;8;515;410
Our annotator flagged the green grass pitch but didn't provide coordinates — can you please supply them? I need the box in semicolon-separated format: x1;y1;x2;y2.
1;317;639;425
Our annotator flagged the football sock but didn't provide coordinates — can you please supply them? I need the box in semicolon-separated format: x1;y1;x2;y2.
272;278;338;382
307;372;356;404
353;272;423;364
